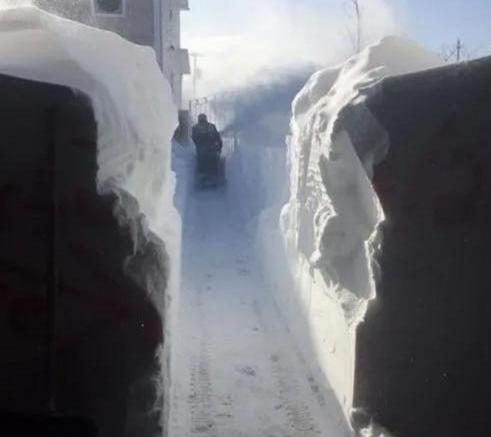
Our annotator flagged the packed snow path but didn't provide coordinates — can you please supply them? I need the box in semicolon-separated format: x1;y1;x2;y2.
169;185;352;437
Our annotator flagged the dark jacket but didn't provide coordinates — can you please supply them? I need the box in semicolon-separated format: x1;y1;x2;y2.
192;122;223;154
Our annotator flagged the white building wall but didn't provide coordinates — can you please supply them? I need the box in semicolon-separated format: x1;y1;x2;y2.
161;0;190;108
33;0;189;108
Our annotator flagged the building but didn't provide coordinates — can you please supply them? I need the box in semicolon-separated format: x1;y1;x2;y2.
33;0;190;108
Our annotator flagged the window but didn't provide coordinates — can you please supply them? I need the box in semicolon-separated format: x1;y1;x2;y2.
93;0;125;16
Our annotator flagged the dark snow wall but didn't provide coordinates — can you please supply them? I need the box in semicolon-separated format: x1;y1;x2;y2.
0;74;167;437
354;57;491;436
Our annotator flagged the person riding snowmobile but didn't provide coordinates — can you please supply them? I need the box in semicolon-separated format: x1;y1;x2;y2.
192;114;223;177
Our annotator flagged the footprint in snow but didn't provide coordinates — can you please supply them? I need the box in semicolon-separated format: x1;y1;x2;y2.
237;366;257;377
194;423;213;433
238;268;250;276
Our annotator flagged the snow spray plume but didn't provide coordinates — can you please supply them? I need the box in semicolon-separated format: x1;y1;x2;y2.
184;0;403;98
214;66;314;147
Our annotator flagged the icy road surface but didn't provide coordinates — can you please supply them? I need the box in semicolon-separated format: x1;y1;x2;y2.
169;186;352;437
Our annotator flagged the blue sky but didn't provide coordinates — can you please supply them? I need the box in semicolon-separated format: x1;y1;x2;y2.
183;0;491;58
401;0;491;56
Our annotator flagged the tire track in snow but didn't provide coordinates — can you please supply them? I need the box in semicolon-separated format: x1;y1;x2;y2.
171;188;351;437
188;347;215;435
186;277;216;436
252;299;321;437
270;353;320;436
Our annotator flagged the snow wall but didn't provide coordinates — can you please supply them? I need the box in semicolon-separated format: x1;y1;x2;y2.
279;36;443;416
353;55;491;436
252;37;491;437
0;5;179;436
229;37;444;431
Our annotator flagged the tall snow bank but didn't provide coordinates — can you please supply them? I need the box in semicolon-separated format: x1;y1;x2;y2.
272;36;443;418
283;36;443;323
0;6;180;432
0;5;180;306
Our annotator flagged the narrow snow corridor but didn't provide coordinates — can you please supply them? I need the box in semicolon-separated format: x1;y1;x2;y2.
169;183;351;437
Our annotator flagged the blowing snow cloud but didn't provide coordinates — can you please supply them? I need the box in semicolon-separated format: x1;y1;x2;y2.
184;0;403;98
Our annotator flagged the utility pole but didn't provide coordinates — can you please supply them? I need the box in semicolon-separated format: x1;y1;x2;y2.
441;38;468;63
456;38;462;62
190;52;202;100
353;0;361;53
345;0;362;53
